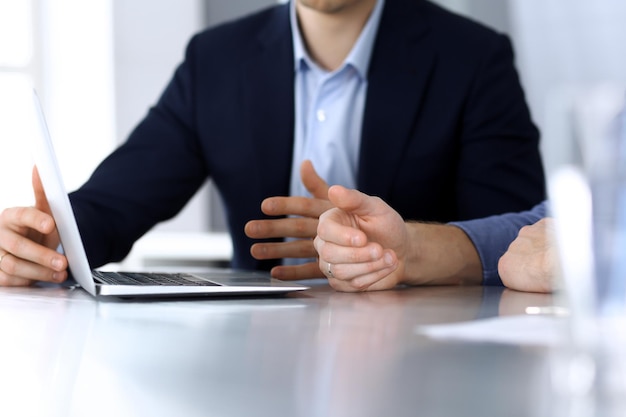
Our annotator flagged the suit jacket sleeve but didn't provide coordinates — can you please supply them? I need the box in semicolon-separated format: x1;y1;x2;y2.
361;1;546;223
454;33;545;218
68;34;208;267
67;5;294;270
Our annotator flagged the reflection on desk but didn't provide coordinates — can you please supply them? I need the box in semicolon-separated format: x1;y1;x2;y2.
0;283;604;417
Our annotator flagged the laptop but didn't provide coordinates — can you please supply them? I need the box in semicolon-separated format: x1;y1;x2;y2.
27;89;309;298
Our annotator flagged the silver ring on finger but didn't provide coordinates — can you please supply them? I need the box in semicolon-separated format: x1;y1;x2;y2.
327;262;334;278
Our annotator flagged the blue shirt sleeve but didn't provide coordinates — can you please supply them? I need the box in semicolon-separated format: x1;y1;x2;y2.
449;201;549;286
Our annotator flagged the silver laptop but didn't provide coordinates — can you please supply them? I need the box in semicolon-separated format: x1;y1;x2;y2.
28;89;308;298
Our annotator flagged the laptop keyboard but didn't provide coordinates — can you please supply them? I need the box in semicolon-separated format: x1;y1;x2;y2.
92;270;220;286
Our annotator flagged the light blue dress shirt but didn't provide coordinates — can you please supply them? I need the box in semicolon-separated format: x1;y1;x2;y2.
288;0;385;198
284;0;385;266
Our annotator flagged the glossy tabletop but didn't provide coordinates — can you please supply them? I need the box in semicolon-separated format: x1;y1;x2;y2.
0;281;608;417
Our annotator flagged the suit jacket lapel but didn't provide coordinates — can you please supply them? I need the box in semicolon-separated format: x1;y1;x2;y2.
243;5;295;199
358;0;435;200
240;2;436;201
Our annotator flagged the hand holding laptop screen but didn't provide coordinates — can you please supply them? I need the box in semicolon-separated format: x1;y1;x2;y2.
0;88;69;287
0;166;68;287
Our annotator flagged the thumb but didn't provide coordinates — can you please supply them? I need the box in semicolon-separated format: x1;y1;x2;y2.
327;185;387;218
32;166;52;214
300;160;329;199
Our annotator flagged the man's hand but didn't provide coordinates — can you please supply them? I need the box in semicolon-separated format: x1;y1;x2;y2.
498;218;558;293
245;160;332;280
314;185;408;292
314;186;483;292
0;167;68;286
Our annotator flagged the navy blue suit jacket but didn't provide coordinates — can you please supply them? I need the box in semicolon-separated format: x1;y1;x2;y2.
70;0;545;270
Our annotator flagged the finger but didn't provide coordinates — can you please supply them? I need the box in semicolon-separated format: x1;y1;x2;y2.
327;260;400;292
354;273;404;292
0;208;65;271
300;160;329;200
270;262;324;280
328;274;385;292
0;252;67;284
321;251;397;282
317;209;368;247
32;166;52;214
328;266;397;292
2;205;56;237
250;239;317;260
327;185;388;218
0;271;34;287
314;236;383;264
245;217;318;239
260;196;333;218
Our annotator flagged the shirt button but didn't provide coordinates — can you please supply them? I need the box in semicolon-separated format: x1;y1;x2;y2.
316;109;326;122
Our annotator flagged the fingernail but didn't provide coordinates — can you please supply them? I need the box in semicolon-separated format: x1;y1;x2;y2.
384;252;394;266
51;258;63;269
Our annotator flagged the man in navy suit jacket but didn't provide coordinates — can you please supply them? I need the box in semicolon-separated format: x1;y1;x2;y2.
0;0;545;287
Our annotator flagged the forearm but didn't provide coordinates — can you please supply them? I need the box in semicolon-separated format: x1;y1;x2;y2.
401;222;483;286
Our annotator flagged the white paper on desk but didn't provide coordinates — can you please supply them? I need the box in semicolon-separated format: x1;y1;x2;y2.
416;315;569;347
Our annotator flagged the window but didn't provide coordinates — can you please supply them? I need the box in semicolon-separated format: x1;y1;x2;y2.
0;0;34;75
0;0;117;210
0;0;38;208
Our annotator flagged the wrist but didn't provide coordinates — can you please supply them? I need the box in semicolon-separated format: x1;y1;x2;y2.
401;222;482;286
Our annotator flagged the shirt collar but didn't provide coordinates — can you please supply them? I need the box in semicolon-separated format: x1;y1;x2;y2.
290;0;385;79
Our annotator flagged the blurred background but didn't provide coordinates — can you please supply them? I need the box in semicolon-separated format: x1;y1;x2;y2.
1;0;625;267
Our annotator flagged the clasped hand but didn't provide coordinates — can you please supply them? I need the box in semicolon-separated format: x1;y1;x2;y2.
313;186;408;292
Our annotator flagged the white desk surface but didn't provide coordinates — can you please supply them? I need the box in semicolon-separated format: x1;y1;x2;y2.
0;282;622;417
